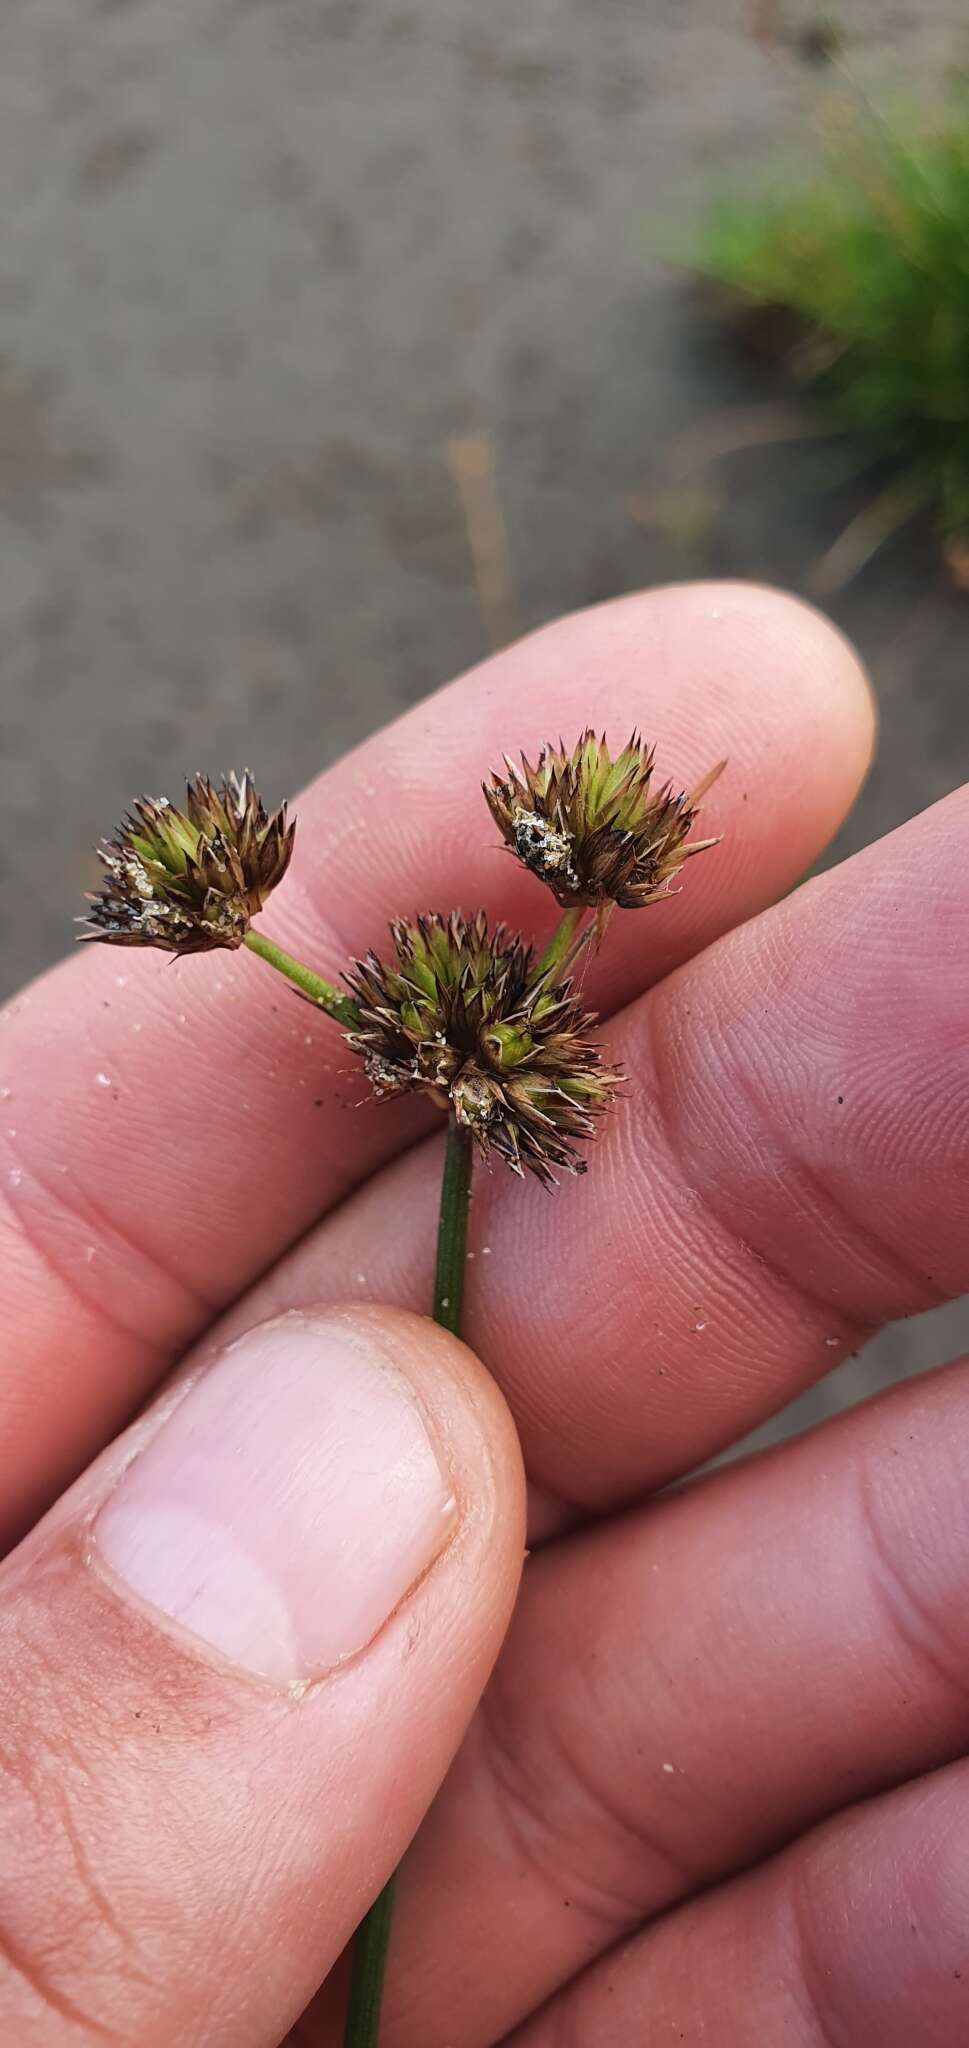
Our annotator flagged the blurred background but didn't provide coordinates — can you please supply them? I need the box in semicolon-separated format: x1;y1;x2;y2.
1;0;967;1438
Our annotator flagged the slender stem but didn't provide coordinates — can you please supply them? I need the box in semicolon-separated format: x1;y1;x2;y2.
533;906;590;985
342;1117;474;2047
341;1878;397;2048
534;906;580;978
432;1115;475;1334
243;928;359;1025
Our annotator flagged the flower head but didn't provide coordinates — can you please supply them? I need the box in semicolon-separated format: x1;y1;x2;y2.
484;730;723;910
345;911;618;1183
81;772;294;954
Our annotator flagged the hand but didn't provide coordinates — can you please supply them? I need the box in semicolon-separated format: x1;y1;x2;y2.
1;581;963;2046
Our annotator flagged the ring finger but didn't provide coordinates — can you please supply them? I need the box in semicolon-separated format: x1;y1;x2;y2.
315;1348;969;2044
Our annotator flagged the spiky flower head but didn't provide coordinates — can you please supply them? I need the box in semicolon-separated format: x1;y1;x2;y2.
81;772;295;955
484;730;723;910
345;911;618;1184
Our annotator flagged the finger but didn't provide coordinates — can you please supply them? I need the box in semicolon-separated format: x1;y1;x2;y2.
509;1756;969;2046
0;1306;524;2046
252;778;969;1511
0;584;872;1537
353;1350;969;2045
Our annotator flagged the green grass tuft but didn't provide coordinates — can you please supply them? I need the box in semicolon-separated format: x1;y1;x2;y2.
693;100;969;550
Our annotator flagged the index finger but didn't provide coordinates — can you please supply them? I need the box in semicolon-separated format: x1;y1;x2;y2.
0;583;873;1537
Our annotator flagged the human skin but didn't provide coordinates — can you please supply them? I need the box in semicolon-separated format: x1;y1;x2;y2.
1;581;968;2044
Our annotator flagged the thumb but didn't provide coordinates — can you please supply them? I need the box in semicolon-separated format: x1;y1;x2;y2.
0;1305;525;2046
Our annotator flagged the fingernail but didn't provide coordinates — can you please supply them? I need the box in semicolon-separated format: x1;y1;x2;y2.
94;1312;458;1685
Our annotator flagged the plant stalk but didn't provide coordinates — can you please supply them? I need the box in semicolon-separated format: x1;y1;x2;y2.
432;1114;475;1335
341;1876;397;2048
533;906;589;984
342;1116;474;2046
243;928;359;1025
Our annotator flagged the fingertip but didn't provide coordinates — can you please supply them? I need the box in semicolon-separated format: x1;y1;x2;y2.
341;1302;528;1586
543;580;877;958
88;1302;526;1688
494;578;876;848
648;576;874;760
715;577;877;766
0;1303;527;2045
645;579;876;890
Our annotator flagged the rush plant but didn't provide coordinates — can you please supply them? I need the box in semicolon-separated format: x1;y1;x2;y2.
692;98;969;575
83;732;722;2045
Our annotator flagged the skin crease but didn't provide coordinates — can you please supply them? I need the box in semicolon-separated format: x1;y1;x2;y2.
2;584;969;2045
506;1761;969;2047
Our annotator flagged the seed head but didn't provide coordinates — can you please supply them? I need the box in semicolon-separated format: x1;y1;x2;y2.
345;911;618;1184
81;772;295;954
484;731;723;910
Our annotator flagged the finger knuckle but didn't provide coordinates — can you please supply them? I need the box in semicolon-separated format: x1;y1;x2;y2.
0;1612;138;2042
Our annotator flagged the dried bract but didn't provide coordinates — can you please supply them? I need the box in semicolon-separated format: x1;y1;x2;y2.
485;730;723;909
81;772;294;954
346;911;618;1183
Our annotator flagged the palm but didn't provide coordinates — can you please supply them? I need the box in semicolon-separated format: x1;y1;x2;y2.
3;584;966;2046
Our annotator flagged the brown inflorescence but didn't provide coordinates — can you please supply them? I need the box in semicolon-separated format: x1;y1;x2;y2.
81;772;295;955
485;729;723;910
345;910;619;1184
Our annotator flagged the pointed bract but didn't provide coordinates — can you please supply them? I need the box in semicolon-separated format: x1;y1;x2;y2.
81;772;295;954
345;911;618;1184
484;731;723;909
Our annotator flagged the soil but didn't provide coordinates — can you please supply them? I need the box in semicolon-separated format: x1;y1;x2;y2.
2;0;967;1439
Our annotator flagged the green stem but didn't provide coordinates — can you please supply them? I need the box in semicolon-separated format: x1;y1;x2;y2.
341;1877;396;2048
535;906;580;978
432;1115;475;1334
342;1117;474;2047
533;906;590;985
243;928;359;1025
